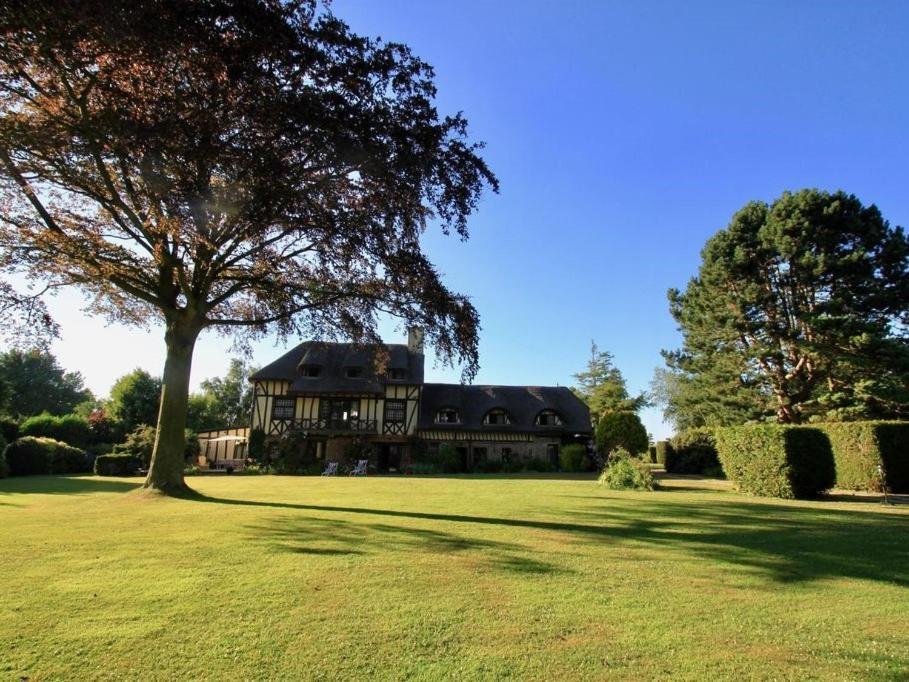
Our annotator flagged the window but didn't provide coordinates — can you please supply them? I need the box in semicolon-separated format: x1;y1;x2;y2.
272;397;295;420
384;399;406;423
320;399;358;423
345;366;364;379
482;408;511;426
388;368;408;381
300;365;321;378
435;407;460;424
535;410;563;426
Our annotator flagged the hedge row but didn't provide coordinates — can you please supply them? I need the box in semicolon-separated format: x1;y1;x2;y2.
4;437;91;476
665;428;720;475
820;421;909;493
715;424;834;499
20;413;92;448
94;453;142;476
654;440;669;466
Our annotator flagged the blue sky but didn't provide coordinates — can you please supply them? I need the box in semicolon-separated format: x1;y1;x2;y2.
40;1;909;439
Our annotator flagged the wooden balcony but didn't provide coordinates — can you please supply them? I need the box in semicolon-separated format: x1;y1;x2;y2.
270;417;378;435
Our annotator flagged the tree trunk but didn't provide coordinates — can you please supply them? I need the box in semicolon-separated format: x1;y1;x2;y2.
143;320;200;495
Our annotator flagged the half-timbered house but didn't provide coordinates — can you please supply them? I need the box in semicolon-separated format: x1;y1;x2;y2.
249;329;591;471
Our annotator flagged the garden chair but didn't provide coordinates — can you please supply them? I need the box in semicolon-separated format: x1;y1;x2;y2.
321;461;339;476
349;459;368;476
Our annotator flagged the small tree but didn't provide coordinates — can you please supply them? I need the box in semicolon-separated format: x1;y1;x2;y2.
596;411;649;457
573;341;648;425
0;1;496;494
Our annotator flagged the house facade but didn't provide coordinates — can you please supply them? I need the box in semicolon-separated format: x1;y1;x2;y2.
249;330;591;471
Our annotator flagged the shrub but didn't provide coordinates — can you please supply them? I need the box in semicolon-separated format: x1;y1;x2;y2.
654;440;670;466
94;453;141;476
559;444;586;472
113;424;156;464
0;416;19;443
596;411;649;456
647;445;656;464
411;442;463;473
20;413;91;448
597;448;654;491
248;427;266;462
714;424;834;499
273;431;317;474
820;421;909;493
0;432;8;478
522;457;556;473
666;428;719;475
4;436;89;476
86;408;125;444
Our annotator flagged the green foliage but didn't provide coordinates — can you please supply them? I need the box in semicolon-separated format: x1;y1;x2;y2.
820;421;909;493
247;428;266;463
665;428;719;475
596;411;649;456
196;359;258;428
4;436;88;476
654;440;670;466
186;392;222;433
663;190;909;429
559;443;587;472
0;416;18;443
411;442;463;474
113;424;156;465
0;432;7;477
597;448;654;490
113;424;197;466
273;431;318;474
20;413;91;448
715;424;835;499
0;349;92;418
94;453;141;476
107;369;161;432
646;445;656;464
573;341;648;423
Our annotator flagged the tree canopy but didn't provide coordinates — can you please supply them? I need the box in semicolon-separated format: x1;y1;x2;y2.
572;341;648;423
0;0;497;492
660;189;909;427
0;349;92;418
107;369;162;433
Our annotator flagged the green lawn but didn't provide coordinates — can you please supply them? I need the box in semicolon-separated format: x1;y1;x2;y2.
1;474;907;681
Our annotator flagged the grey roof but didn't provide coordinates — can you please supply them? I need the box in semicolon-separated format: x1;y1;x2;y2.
418;383;592;434
250;341;424;395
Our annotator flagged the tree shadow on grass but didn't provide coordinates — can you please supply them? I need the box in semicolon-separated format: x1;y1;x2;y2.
243;514;565;575
0;475;143;496
194;491;909;587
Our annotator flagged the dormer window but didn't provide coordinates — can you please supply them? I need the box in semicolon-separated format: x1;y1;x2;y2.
300;365;321;378
345;366;364;379
482;408;511;426
535;410;563;426
389;368;407;381
435;407;460;424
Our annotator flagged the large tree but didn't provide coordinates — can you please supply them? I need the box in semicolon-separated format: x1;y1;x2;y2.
572;341;647;424
663;189;909;426
0;349;92;417
0;0;497;493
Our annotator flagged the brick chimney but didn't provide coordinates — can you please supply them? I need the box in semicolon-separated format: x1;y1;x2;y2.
407;326;424;354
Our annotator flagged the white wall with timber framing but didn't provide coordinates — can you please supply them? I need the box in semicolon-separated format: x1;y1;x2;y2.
250;380;421;438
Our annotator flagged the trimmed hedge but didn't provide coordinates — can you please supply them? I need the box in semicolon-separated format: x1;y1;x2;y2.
596;411;649;456
4;436;90;476
559;444;586;472
20;413;92;448
94;453;141;476
666;428;720;475
820;421;909;493
654;440;670;466
715;424;834;499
